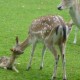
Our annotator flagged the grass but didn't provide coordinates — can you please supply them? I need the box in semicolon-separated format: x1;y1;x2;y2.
0;0;80;80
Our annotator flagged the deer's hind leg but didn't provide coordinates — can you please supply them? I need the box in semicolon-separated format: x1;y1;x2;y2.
59;43;66;80
40;45;46;70
45;40;59;80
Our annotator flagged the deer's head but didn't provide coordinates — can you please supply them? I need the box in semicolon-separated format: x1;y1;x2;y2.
10;36;24;55
66;20;73;36
57;0;74;10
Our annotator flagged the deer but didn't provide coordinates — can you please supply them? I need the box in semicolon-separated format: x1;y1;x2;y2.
0;37;23;73
57;0;80;44
10;15;73;80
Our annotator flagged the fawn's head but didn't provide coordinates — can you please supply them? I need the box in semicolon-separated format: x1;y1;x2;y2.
66;20;73;36
57;0;74;10
10;36;24;55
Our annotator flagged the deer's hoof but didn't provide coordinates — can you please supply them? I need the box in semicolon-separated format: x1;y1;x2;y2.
51;77;56;80
26;66;31;71
40;66;43;70
63;79;67;80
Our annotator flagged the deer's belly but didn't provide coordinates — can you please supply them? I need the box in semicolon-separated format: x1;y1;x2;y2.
70;11;80;28
76;19;80;28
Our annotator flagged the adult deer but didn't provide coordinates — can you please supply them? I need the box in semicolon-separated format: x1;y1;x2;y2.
57;0;80;44
11;15;72;80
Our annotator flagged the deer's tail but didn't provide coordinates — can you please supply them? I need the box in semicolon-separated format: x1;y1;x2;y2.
62;25;66;43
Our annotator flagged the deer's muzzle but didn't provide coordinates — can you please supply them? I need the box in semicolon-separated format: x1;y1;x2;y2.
10;48;24;54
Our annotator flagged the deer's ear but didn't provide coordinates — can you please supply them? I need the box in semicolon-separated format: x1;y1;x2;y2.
16;36;19;45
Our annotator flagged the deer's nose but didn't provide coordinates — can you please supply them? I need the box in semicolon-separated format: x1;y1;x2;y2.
57;6;62;10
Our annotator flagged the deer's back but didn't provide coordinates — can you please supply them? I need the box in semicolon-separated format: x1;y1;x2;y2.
28;15;64;40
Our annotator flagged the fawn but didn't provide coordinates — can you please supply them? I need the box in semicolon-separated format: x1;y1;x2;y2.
0;37;23;73
11;15;73;80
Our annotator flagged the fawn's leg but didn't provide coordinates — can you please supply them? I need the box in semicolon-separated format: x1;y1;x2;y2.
12;66;19;73
59;43;66;80
27;42;36;70
45;41;59;80
40;45;46;70
73;27;78;44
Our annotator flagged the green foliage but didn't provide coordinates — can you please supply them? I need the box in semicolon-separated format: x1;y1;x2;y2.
0;0;80;80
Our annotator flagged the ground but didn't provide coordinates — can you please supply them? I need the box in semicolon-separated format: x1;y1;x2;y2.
0;0;80;80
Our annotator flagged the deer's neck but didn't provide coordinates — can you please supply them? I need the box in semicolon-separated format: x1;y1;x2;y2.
69;4;80;27
7;54;16;68
19;36;30;51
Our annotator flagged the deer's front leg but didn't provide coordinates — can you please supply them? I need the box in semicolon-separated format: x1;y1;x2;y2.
40;45;46;70
73;27;78;44
59;43;66;80
12;66;19;73
27;42;36;70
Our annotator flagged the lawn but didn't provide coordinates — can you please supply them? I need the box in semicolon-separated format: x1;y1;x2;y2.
0;0;80;80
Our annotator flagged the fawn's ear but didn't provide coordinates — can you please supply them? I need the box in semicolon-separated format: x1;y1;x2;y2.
16;36;19;45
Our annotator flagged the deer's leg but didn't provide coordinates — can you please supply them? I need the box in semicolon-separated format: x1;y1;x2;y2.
40;45;46;70
51;48;59;80
45;42;59;80
59;43;66;80
12;66;19;73
73;27;78;44
27;42;36;70
0;63;7;69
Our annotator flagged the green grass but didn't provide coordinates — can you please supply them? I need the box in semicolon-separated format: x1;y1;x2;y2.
0;0;80;80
